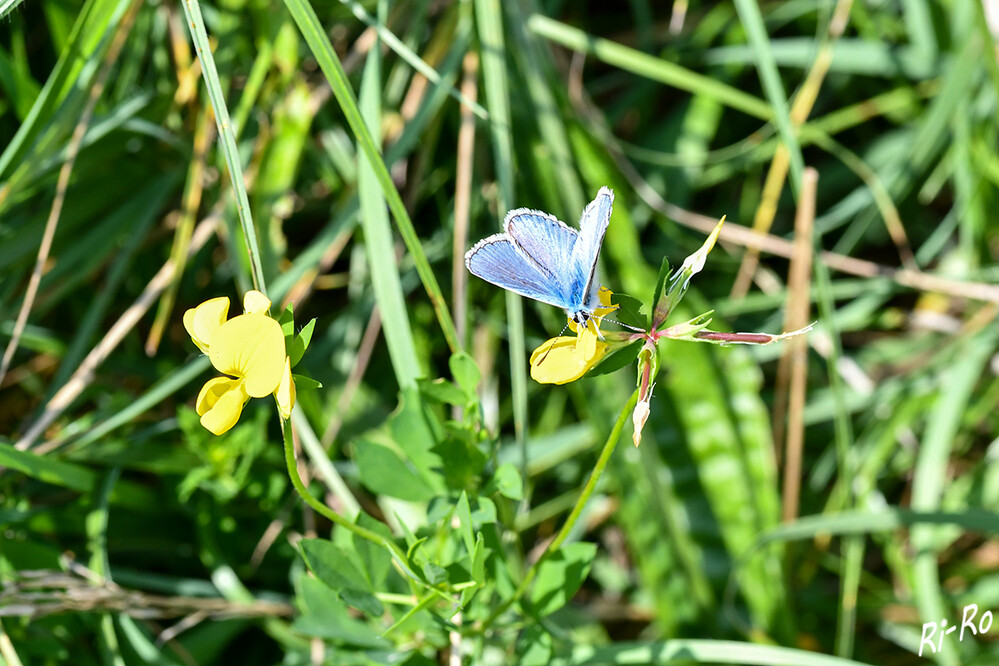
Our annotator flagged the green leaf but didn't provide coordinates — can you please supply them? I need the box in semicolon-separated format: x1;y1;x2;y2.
471;534;487;585
422;562;447;585
529;542;596;617
389;388;445;474
470;496;497;526
654;218;724;329
337;588;384;618
587;340;642;378
294;576;387;646
299;539;384;616
650;257;671;327
661;311;714;342
291;374;322;390
353;437;437;502
278;303;295;338
449;351;480;398
518;625;553;666
288;317;315;367
300;539;367;589
350;513;394;588
611;292;646;330
455;491;475;556
418;378;469;406
432;427;487;491
491;463;524;501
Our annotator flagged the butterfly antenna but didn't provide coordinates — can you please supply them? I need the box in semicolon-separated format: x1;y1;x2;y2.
538;321;571;365
593;312;643;333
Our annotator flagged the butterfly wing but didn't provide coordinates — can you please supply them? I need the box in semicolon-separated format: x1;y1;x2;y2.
571;187;613;308
504;208;578;295
465;235;573;309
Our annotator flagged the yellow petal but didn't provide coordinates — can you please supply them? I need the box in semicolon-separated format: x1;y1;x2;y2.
275;356;296;419
183;297;230;354
210;314;286;397
196;376;243;416
243;290;271;316
530;329;608;385
576;326;598;358
595;286;617;317
200;382;249;435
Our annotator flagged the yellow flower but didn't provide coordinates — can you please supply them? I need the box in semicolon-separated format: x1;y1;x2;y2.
183;296;228;354
530;288;617;385
530;327;609;385
184;290;297;434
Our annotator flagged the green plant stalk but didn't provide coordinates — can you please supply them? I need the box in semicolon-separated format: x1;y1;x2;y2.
180;0;267;293
337;0;488;119
284;0;460;353
528;14;772;121
282;418;438;595
733;0;804;194
482;388;640;628
474;0;529;503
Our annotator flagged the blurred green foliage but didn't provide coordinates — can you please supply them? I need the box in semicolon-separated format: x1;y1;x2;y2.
3;0;999;664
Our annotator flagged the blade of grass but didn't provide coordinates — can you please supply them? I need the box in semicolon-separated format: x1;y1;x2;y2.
0;0;131;197
729;0;838;302
909;327;998;666
15;212;220;449
357;0;420;390
475;0;529;499
44;176;175;400
733;0;804;193
284;0;460;353
560;639;875;666
528;14;773;121
0;441;154;507
337;0;488;120
0;0;25;20
507;0;585;215
38;357;211;456
179;0;267;293
0;0;139;387
86;467;125;666
145;103;213;355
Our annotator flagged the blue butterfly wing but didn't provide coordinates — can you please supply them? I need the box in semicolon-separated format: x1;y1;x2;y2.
571;187;613;309
504;209;578;296
465;235;572;309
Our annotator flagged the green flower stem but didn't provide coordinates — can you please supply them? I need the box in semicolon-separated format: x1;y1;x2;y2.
482;388;640;628
181;0;267;293
281;419;410;574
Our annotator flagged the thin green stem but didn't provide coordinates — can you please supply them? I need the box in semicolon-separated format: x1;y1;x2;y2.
181;0;267;293
481;388;640;628
281;419;410;572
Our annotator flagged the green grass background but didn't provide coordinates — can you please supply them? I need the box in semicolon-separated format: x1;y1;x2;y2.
2;0;999;664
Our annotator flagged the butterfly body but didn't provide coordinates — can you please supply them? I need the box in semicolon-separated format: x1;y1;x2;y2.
465;187;613;327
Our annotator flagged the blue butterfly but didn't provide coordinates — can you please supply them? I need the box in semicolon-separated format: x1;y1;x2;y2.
465;187;613;328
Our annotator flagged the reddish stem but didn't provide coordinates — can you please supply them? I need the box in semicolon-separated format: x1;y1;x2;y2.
695;331;774;344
